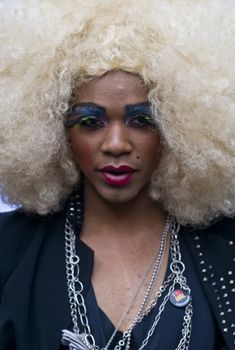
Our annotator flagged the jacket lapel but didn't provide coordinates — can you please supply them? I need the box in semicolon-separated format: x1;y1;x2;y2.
29;210;93;349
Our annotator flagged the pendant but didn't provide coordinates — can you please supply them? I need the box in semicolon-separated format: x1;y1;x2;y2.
170;289;191;308
61;329;92;350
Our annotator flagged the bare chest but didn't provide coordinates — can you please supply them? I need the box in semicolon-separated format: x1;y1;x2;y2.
90;238;170;332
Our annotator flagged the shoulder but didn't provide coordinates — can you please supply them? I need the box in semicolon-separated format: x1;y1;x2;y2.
0;210;40;270
205;216;235;241
183;216;235;245
182;216;235;288
182;216;235;283
0;207;66;238
0;209;65;258
183;216;235;265
0;209;66;294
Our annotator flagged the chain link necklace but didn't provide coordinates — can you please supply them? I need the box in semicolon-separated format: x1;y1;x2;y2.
103;214;171;350
61;191;193;350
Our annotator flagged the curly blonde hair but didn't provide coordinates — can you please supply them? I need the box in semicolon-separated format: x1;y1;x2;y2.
0;0;235;226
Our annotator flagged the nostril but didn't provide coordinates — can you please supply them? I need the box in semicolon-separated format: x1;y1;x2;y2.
100;135;133;155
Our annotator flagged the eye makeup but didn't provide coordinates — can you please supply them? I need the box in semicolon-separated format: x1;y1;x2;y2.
64;103;106;128
125;102;151;117
64;102;155;129
125;102;155;128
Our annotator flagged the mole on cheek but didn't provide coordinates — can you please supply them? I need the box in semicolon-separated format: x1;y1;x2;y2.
136;156;140;159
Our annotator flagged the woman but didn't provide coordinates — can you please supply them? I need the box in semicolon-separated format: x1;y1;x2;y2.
0;1;235;349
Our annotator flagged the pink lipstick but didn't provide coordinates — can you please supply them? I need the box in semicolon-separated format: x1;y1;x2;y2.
100;165;135;187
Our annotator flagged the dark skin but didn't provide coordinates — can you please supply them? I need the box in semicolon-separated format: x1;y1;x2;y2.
68;70;170;331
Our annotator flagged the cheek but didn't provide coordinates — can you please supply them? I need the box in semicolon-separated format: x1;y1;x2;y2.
69;133;94;170
137;133;162;162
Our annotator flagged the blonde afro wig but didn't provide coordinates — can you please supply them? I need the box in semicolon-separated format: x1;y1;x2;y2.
0;0;235;226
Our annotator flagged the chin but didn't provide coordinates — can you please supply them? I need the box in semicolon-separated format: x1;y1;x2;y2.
96;186;149;204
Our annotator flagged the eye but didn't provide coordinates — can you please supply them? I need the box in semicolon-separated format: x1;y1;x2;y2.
64;104;106;129
65;115;105;129
77;115;105;129
129;114;155;128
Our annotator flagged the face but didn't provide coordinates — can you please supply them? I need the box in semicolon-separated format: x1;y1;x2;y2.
67;70;161;203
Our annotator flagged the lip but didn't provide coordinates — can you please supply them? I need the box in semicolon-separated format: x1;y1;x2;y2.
101;165;135;173
100;165;135;187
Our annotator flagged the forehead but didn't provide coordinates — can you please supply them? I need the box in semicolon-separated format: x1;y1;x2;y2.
74;70;148;107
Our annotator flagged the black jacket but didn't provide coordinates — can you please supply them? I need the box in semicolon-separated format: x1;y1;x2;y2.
0;209;234;350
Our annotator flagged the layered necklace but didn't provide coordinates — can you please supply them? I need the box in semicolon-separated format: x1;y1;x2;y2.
61;191;193;350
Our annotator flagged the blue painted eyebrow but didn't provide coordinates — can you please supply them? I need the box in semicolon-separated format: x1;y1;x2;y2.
70;103;106;115
125;102;151;117
71;102;150;114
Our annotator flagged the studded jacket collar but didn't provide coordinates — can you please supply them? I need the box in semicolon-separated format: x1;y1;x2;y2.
183;219;235;349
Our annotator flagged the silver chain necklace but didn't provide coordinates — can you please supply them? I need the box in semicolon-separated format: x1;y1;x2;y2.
61;193;193;350
103;214;171;350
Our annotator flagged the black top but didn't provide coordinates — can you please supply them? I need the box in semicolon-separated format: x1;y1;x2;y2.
61;233;224;350
0;208;234;350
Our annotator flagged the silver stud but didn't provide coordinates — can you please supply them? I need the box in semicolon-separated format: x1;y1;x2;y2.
221;285;226;290
219;304;222;308
232;288;235;293
194;236;199;240
217;296;221;300
210;273;214;278
231;324;235;328
199;252;203;256
220;312;225;316
196;244;201;249
222;320;226;324
203;277;208;282
223;293;228;298
223;328;228;332
209;265;213;269
225;301;230;305
202;269;206;273
230;280;234;284
227;309;232;313
228;271;233;275
212;282;216;286
220;277;224;281
229;241;234;245
214;289;218;293
200;261;205;265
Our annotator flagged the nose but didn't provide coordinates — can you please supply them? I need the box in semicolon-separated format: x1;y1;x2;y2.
100;122;133;156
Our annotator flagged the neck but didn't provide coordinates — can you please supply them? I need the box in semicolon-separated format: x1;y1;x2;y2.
81;181;166;241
